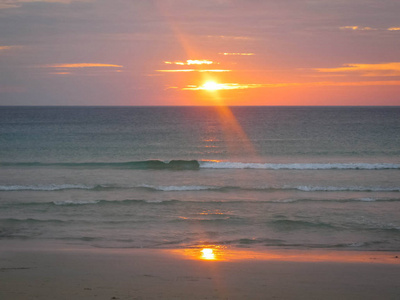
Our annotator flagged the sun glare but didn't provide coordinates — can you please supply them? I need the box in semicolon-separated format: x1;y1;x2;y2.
202;81;220;91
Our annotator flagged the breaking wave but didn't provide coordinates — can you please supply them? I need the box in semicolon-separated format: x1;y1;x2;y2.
1;183;399;193
200;161;400;170
140;184;221;191
2;160;399;170
0;184;98;191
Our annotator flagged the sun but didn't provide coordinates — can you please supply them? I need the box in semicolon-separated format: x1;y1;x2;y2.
202;81;220;91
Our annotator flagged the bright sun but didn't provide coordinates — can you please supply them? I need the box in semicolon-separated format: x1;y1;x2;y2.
202;81;220;91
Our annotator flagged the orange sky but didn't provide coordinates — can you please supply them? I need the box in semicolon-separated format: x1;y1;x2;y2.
0;0;399;106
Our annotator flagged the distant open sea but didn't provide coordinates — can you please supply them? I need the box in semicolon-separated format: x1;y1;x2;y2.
1;106;399;251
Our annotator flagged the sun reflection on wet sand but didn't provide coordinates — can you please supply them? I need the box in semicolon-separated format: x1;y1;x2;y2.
171;246;400;264
201;248;216;260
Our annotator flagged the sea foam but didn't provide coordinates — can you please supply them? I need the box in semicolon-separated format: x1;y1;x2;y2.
200;161;400;170
141;184;220;191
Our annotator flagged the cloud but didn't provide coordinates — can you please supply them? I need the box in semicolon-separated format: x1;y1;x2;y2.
1;0;90;4
0;0;92;9
48;71;71;75
183;82;266;90
181;80;400;91
159;59;229;73
164;60;215;66
205;35;253;40
157;69;230;73
0;45;20;51
314;62;400;77
340;26;400;32
41;63;123;76
219;53;255;56
305;80;400;87
45;63;123;68
340;26;376;31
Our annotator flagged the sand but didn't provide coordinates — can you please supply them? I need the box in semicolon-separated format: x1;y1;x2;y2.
1;241;399;300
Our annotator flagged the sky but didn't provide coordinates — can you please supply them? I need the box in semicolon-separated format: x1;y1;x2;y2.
0;0;400;106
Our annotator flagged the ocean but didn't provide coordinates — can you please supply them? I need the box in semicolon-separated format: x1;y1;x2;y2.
1;106;399;251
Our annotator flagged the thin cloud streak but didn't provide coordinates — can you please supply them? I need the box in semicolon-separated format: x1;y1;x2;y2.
0;45;21;51
183;83;266;90
157;69;231;73
315;62;400;77
0;0;93;9
45;63;123;68
182;80;400;91
340;26;376;31
219;53;255;56
164;60;215;65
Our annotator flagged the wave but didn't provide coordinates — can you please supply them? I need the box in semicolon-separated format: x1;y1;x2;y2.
200;161;400;170
287;186;400;192
2;160;399;170
272;197;400;203
1;198;175;207
1;160;200;170
0;184;224;192
53;200;101;205
52;199;179;206
4;196;399;210
140;184;222;191
0;217;67;224
192;239;386;249
270;219;336;229
1;183;399;193
0;184;112;191
0;184;97;191
141;184;400;193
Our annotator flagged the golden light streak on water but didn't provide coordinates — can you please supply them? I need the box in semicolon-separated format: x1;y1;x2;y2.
203;87;257;159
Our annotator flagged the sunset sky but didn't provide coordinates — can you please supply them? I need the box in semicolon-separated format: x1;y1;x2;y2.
1;0;400;106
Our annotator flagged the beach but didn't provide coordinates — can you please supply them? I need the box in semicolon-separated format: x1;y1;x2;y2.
1;241;399;300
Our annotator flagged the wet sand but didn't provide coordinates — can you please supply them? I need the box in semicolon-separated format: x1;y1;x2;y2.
1;241;399;300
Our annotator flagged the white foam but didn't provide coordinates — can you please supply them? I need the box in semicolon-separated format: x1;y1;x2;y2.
200;161;400;170
144;199;164;203
141;184;219;191
358;198;377;202
348;242;366;247
292;185;400;192
53;200;100;205
273;199;298;203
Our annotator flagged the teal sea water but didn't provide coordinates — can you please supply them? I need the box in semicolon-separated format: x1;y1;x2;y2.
1;106;399;250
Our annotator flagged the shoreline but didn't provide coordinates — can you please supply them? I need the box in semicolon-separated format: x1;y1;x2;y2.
1;241;399;299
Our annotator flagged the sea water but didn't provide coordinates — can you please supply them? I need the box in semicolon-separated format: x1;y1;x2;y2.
0;106;399;250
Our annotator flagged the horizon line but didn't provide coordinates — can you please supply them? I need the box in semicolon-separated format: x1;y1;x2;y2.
1;105;399;108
